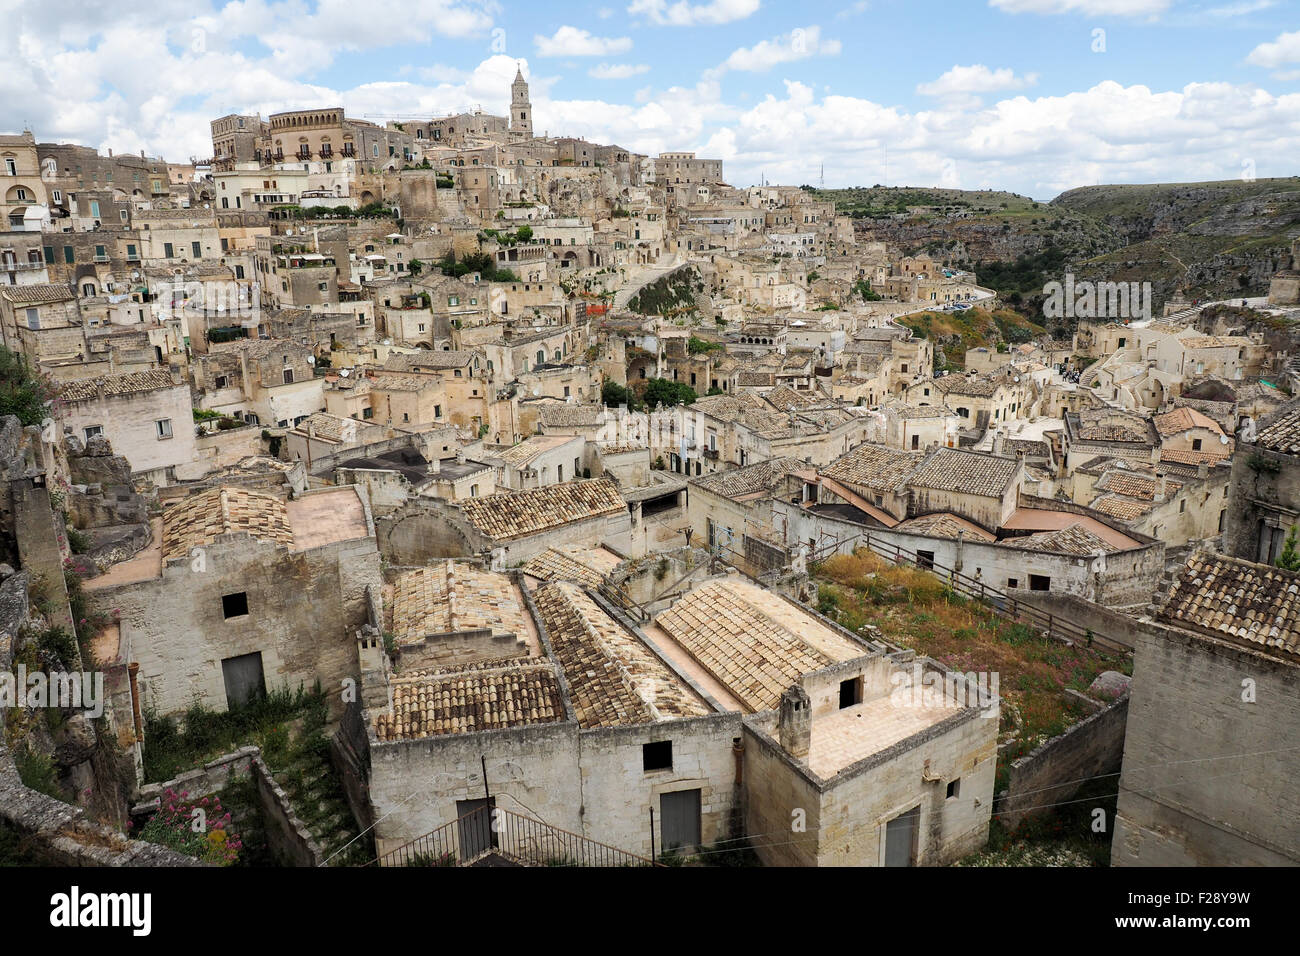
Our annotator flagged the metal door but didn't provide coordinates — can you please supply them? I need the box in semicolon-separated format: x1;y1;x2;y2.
884;805;919;867
221;653;265;709
660;789;702;852
456;798;497;859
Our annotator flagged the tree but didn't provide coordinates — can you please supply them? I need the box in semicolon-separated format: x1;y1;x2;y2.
0;345;56;426
408;259;423;276
601;380;641;411
1277;525;1300;573
515;225;533;242
643;378;696;410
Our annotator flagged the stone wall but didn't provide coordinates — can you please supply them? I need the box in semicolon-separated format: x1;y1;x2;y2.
134;746;324;866
1113;620;1300;865
996;693;1129;830
0;570;197;866
104;532;381;719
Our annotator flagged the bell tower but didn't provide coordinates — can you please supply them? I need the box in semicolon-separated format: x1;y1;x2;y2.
509;64;532;142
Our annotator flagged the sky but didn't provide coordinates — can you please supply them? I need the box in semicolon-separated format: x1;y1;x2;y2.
2;0;1297;200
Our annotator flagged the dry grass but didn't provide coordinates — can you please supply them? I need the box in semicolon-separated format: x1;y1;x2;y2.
813;550;1131;767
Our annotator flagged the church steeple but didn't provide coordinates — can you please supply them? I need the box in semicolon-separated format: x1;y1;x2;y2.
510;63;532;142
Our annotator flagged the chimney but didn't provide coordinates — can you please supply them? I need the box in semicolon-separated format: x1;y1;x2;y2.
778;685;811;760
108;148;112;157
1197;460;1208;480
1154;472;1168;502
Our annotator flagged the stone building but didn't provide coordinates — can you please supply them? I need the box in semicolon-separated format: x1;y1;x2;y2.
1222;399;1300;564
58;370;201;484
86;483;381;720
1114;551;1300;865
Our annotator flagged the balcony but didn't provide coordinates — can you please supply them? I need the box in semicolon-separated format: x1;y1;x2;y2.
2;260;44;272
703;447;719;461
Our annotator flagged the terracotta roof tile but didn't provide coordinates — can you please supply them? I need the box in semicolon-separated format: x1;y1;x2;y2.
459;478;625;542
1157;551;1300;659
161;486;293;561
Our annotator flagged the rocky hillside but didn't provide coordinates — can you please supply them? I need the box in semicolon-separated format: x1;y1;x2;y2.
812;178;1300;325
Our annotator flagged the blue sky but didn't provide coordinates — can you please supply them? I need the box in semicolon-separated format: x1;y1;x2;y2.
2;0;1297;198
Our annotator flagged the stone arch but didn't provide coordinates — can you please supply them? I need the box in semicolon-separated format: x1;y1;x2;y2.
375;504;477;566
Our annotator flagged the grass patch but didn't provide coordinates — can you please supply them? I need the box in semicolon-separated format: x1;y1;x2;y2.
142;683;323;783
813;550;1131;754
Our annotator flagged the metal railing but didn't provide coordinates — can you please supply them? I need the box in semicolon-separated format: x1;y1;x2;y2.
808;532;1130;653
371;805;658;867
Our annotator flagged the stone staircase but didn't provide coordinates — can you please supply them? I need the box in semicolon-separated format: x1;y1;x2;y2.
612;256;685;310
273;746;369;866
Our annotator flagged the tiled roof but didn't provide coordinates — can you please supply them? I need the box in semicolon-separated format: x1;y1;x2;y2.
1097;471;1183;501
895;513;997;542
1153;407;1222;437
459;477;625;542
934;374;1000;398
1157;551;1300;659
538;404;605;427
655;577;863;712
60;369;179;403
692;456;806;499
387;562;529;643
1160;448;1229;466
492;435;575;468
822;443;921;493
0;284;75;304
907;447;1020;498
161;487;293;561
1006;523;1115;555
1088;494;1154;521
1255;407;1300;456
376;662;564;741
535;581;709;728
292;412;385;443
521;548;607;588
385;350;475;371
1075;411;1153;444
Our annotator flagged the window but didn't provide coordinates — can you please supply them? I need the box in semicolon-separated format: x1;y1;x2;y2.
901;364;908;373
643;740;673;772
362;407;374;419
192;241;202;258
89;200;100;218
3;158;14;175
911;434;920;450
1029;574;1050;592
164;242;175;258
126;243;138;260
947;779;961;800
282;368;294;384
83;425;103;441
25;308;39;330
916;550;935;570
51;189;62;203
434;405;442;418
63;246;74;264
220;591;251;619
155;419;173;439
839;677;863;709
1192;438;1202;451
1007;578;1019;589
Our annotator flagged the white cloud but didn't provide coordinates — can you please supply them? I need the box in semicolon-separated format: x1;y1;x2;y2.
1248;30;1300;68
918;65;1038;101
627;0;761;26
589;63;652;80
1206;0;1277;16
712;25;841;75
534;26;633;57
989;0;1171;16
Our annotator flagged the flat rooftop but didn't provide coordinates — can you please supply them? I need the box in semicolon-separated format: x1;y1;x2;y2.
805;694;962;779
